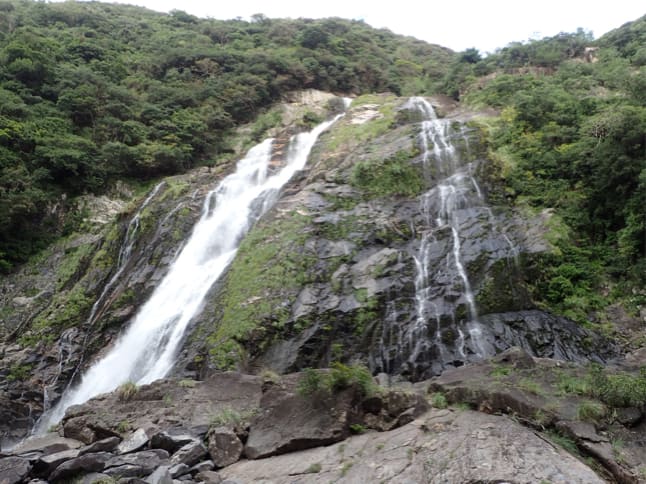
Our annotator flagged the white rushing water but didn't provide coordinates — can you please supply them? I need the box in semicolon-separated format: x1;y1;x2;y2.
36;112;344;431
406;96;487;362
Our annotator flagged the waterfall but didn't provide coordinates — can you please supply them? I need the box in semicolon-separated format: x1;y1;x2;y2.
35;112;344;432
406;96;490;368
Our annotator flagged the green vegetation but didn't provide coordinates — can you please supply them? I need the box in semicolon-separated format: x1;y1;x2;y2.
587;364;646;408
206;211;313;368
7;362;32;382
209;406;255;428
116;381;138;402
351;149;425;199
448;18;646;321
0;1;453;271
349;423;366;434
297;362;377;398
577;400;607;422
429;392;448;409
305;463;322;474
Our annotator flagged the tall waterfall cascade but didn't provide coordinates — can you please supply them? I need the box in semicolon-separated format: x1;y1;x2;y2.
35;111;345;432
391;97;515;377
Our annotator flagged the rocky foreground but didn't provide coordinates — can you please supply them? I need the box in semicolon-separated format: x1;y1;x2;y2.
2;348;645;483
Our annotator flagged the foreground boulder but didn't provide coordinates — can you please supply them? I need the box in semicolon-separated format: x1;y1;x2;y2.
222;409;605;483
0;456;31;484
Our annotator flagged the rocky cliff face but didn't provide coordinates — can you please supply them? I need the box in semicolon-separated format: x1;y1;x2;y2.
0;91;617;453
182;93;614;381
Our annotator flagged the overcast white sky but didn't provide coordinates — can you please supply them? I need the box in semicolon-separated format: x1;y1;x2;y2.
71;0;643;53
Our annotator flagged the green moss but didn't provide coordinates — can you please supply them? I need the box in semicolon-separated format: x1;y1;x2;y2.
7;363;32;382
205;212;314;368
350;149;425;199
56;239;95;290
23;286;92;345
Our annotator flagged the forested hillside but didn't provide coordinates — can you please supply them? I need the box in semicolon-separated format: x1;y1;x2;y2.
440;18;646;323
0;0;453;270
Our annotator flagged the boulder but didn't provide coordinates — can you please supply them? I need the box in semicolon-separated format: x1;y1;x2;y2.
150;430;196;453
189;460;214;474
34;448;80;476
169;441;207;467
48;452;113;481
169;463;190;478
8;435;83;456
106;449;169;476
117;428;150;455
78;436;121;456
244;374;357;459
207;428;243;468
0;456;32;484
221;409;606;483
146;466;173;484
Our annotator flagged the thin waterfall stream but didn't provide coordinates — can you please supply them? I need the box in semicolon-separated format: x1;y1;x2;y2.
34;111;345;432
406;96;492;371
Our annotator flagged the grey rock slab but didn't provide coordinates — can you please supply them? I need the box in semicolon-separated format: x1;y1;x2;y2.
169;442;207;467
107;449;169;474
0;456;32;484
48;452;113;481
207;428;243;467
244;375;353;459
9;435;83;456
169;463;189;478
150;431;196;453
145;466;173;484
222;409;605;484
189;461;214;474
35;448;80;475
104;464;148;478
79;436;121;456
117;429;149;455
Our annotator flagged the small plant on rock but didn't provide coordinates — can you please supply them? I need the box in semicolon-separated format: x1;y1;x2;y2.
305;462;322;474
430;392;448;409
117;381;138;402
577;401;606;422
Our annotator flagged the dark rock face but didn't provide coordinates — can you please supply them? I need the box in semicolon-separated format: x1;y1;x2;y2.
244;374;358;459
184;95;615;383
0;456;32;484
207;429;243;468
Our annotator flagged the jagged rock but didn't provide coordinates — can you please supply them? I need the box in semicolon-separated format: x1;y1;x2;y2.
168;463;189;478
146;466;173;484
169;442;206;467
79;436;121;455
106;449;169;475
244;374;356;459
150;431;196;453
117;429;150;455
615;407;643;427
34;448;80;475
207;428;242;468
194;471;222;484
62;415;119;445
9;435;83;456
48;452;113;481
103;464;148;478
555;420;608;444
222;409;605;483
579;441;636;484
361;390;429;431
189;461;214;474
0;456;32;484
